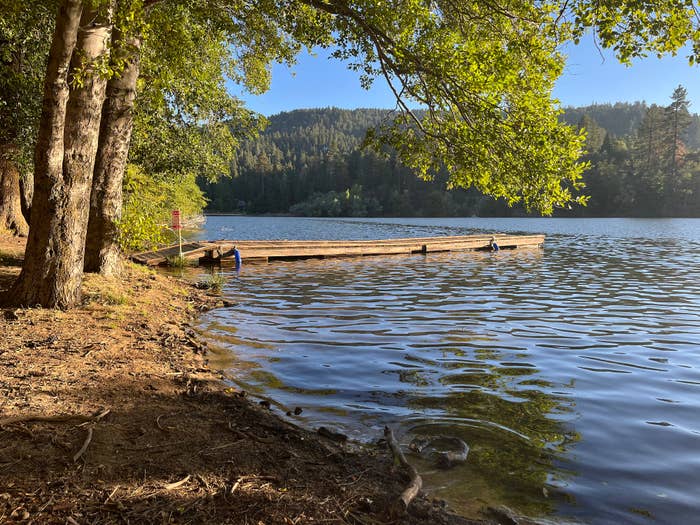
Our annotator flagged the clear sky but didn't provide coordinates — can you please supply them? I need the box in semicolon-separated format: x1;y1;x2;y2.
231;37;700;116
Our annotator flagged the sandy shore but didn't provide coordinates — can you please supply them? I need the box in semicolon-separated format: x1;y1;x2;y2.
0;233;490;525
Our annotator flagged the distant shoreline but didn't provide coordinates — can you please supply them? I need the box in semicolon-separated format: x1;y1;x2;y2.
203;213;700;219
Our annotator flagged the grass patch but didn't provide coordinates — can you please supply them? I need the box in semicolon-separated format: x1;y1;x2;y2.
83;290;130;307
167;255;197;268
82;273;132;307
103;291;129;305
195;273;226;295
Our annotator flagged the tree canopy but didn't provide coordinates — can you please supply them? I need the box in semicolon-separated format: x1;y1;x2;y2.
3;0;700;307
202;97;700;218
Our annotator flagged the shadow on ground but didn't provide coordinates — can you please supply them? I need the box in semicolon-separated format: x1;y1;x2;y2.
0;384;477;525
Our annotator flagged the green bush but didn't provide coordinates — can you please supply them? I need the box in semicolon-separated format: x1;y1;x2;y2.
119;164;207;252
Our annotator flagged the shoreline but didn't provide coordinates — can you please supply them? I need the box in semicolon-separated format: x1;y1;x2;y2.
0;233;492;524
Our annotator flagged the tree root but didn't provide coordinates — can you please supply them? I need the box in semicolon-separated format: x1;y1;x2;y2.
383;426;422;517
0;408;110;428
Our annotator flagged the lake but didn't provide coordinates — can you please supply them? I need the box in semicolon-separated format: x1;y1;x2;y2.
194;217;700;524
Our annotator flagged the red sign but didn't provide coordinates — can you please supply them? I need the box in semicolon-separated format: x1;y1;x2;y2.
172;210;181;230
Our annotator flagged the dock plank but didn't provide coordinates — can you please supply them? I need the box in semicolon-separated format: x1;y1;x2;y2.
131;242;213;266
130;234;544;266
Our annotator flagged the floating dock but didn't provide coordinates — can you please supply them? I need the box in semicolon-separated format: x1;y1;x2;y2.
131;234;545;267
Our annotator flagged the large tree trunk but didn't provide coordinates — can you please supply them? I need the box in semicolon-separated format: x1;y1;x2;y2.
9;1;112;308
84;31;141;276
0;146;29;236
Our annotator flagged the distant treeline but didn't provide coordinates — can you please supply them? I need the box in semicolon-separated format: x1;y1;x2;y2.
200;88;700;217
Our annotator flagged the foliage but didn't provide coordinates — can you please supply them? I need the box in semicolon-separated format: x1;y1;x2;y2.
6;0;700;228
571;86;700;217
561;102;649;137
203;98;700;218
202;108;487;216
131;3;258;184
118;0;334;249
568;0;700;64
195;272;226;294
289;185;382;217
118;165;206;251
121;2;291;250
0;1;55;168
300;0;590;214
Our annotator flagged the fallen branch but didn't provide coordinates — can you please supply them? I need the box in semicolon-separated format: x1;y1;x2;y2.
384;426;422;516
73;427;93;462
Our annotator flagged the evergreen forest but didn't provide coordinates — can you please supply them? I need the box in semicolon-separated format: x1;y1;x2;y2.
201;87;700;217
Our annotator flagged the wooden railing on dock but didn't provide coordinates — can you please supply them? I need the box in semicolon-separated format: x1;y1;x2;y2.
130;234;545;267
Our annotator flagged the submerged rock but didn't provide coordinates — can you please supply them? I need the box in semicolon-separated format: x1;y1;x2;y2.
408;435;469;469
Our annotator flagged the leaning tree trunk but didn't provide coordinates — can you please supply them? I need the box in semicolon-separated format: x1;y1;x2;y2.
84;31;141;276
9;1;112;308
0;146;29;236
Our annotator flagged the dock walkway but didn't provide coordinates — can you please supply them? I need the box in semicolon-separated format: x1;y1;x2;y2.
131;234;545;267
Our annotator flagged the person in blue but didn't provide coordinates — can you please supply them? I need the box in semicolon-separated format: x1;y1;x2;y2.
233;245;242;270
489;236;499;251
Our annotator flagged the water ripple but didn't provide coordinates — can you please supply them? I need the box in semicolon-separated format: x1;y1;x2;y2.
197;217;700;525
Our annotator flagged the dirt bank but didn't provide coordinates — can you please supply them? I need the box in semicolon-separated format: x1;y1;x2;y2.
0;233;493;525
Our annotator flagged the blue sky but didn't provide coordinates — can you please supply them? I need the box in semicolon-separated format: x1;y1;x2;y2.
232;37;700;116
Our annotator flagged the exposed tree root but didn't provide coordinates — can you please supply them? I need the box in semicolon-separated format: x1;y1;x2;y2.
384;426;422;517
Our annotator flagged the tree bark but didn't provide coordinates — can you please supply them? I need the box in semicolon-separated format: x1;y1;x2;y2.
0;146;29;236
84;31;141;275
19;169;33;224
9;1;112;308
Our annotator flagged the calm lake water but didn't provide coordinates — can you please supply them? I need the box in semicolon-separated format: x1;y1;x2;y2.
194;217;700;524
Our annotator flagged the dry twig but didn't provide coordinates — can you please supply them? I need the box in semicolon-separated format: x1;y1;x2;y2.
164;474;191;491
104;485;120;504
73;427;94;462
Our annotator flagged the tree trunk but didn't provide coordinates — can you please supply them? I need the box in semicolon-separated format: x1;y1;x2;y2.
9;1;112;308
84;31;141;276
19;169;32;224
0;146;29;236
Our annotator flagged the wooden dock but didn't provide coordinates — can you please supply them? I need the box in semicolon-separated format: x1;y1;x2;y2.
130;234;544;267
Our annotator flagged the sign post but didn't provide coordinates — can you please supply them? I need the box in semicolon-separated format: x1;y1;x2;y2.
172;210;183;257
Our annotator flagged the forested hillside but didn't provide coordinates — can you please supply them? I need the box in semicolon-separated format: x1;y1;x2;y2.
201;89;700;217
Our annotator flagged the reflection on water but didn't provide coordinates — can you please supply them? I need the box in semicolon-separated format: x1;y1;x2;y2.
196;218;700;524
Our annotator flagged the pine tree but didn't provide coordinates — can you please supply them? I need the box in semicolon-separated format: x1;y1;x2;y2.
665;85;692;202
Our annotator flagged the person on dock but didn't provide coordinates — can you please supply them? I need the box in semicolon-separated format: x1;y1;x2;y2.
233;245;242;270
